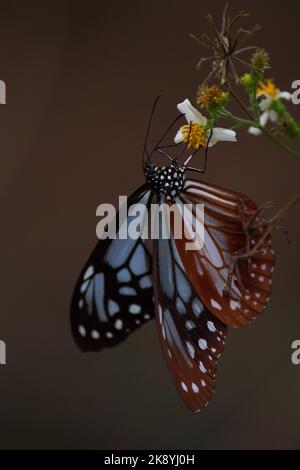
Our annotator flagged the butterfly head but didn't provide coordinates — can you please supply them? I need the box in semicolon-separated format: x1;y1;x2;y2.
144;163;185;199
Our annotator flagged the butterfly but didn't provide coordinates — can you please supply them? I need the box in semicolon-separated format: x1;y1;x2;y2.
71;99;275;412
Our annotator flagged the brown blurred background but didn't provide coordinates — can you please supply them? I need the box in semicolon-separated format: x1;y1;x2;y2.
0;0;300;450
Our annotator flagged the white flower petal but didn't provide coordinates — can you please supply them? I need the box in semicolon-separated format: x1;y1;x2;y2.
177;99;207;125
260;110;269;127
249;126;262;136
269;110;278;122
250;110;271;135
174;128;184;144
278;91;292;101
207;128;237;147
259;95;272;111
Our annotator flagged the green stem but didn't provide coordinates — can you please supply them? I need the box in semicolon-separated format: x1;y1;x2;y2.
222;111;300;163
259;125;300;163
220;111;256;127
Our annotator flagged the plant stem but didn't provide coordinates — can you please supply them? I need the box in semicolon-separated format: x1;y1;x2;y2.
222;110;300;163
228;85;254;120
220;111;256;127
259;125;300;163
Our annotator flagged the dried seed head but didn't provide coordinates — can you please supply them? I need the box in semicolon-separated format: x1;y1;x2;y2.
191;4;260;85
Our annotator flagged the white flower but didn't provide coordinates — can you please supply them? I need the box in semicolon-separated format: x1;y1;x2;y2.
174;99;237;149
249;80;292;136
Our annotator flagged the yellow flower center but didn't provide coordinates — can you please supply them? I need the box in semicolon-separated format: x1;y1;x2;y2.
257;79;277;98
181;123;207;150
196;85;226;108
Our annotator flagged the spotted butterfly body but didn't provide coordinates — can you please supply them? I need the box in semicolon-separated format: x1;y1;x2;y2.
71;162;275;412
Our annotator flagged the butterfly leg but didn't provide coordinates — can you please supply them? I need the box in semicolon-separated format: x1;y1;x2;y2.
224;256;244;299
224;200;251;297
224;200;273;296
235;196;300;279
237;199;274;267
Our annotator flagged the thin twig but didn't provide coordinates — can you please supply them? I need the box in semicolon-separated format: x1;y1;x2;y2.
227;84;254;120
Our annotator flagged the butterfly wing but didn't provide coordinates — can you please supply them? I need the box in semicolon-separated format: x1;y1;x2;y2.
153;203;227;412
71;186;155;351
174;179;275;328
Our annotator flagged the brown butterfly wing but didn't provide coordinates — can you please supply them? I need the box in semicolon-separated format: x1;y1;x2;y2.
153;204;227;412
174;179;275;328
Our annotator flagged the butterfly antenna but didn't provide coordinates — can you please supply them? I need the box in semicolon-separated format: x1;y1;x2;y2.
174;122;193;162
142;95;161;165
203;128;213;172
150;114;183;159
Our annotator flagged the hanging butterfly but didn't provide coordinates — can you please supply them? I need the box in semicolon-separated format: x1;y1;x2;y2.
71;97;275;412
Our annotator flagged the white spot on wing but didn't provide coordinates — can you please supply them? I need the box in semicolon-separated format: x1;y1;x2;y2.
114;319;123;330
129;304;141;314
78;325;86;337
91;329;100;339
198;338;207;350
207;321;216;332
185;320;196;331
80;280;89;293
119;286;137;296
211;299;222;311
230;300;241;311
83;266;94;280
186;341;195;359
192;298;204;317
181;382;188;392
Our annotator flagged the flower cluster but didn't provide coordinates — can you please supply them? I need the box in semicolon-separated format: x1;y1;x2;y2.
173;4;300;164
